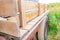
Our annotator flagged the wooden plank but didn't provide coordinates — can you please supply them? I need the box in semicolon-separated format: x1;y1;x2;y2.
22;15;47;40
7;15;20;27
39;3;45;15
18;0;39;27
21;10;49;40
0;0;17;17
22;10;49;30
20;29;29;40
44;4;48;11
0;19;20;37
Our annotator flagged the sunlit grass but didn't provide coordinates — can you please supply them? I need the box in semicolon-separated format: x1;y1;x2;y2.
48;3;60;40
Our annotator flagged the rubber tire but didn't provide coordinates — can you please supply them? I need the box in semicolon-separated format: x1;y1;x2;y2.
44;22;48;40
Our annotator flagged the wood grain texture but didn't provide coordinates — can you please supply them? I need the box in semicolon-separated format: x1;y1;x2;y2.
0;0;17;17
39;4;45;15
0;21;20;37
18;0;39;27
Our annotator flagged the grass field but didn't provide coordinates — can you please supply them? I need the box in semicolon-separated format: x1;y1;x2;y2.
48;3;60;40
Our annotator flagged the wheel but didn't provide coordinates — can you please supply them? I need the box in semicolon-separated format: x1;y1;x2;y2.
44;16;48;40
44;21;48;40
44;26;47;40
38;16;48;40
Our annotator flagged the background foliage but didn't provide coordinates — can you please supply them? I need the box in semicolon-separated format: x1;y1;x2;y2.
48;3;60;40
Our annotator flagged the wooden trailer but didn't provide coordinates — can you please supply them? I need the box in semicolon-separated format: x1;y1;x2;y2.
0;0;49;40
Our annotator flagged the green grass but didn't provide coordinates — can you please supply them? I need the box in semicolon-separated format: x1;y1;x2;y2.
48;3;60;40
48;11;58;35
